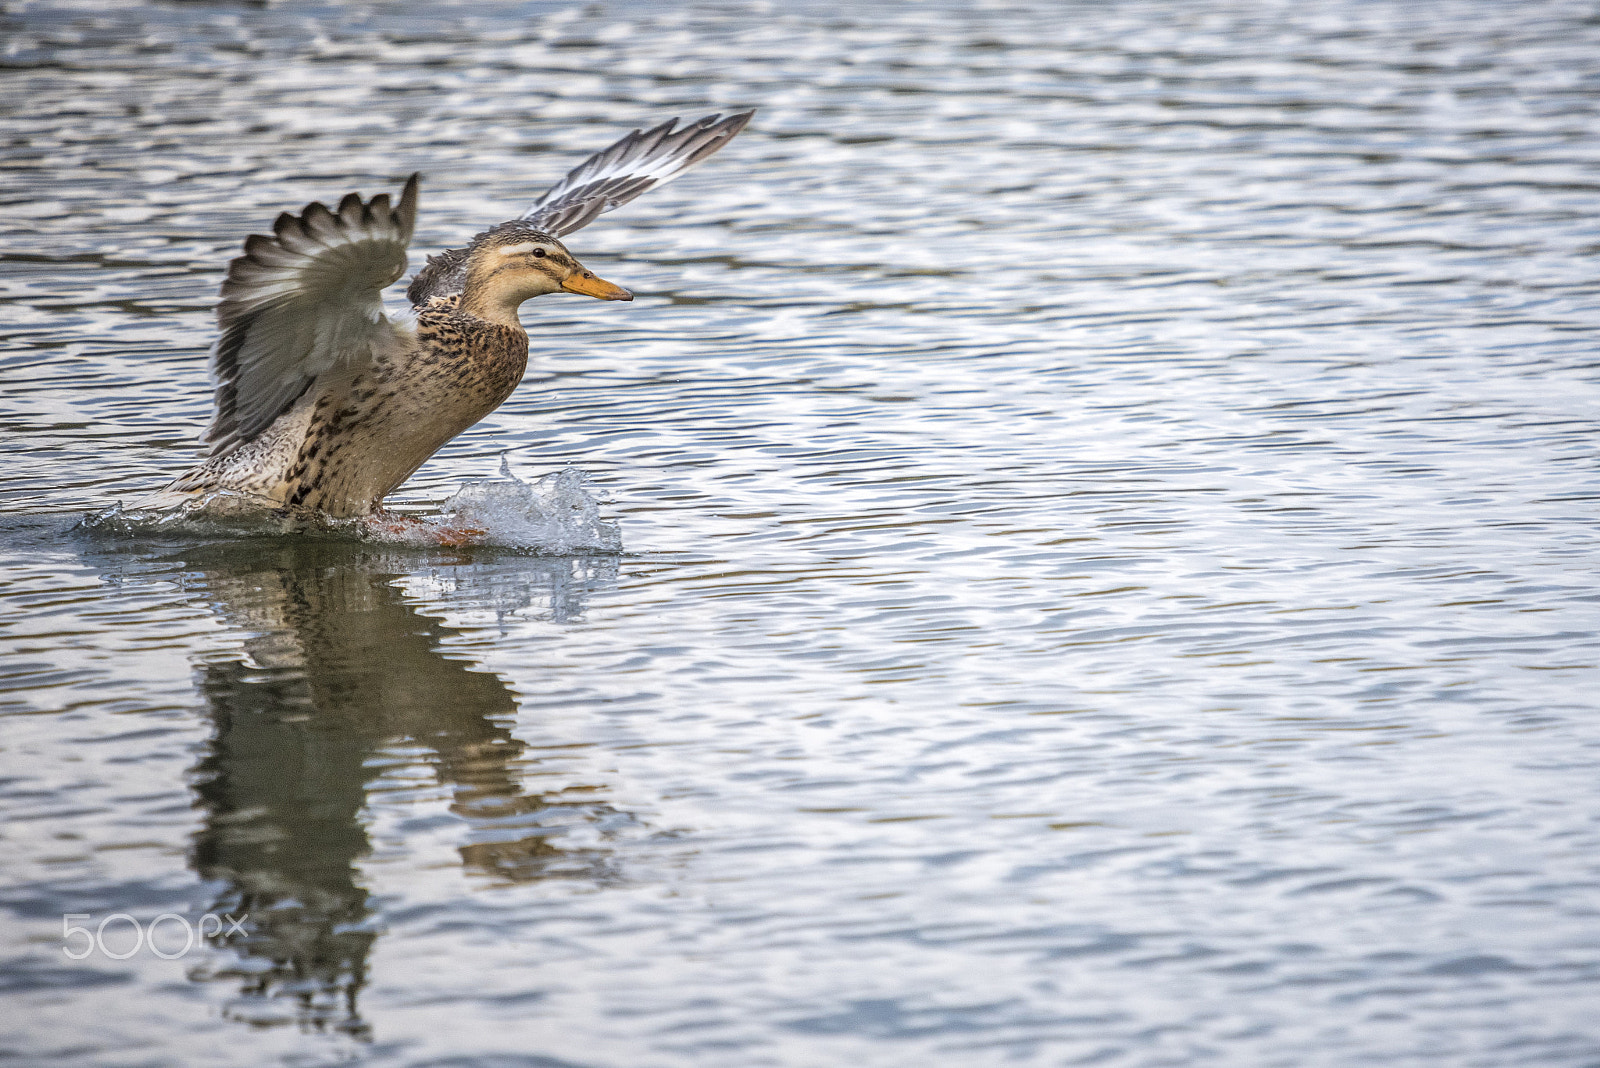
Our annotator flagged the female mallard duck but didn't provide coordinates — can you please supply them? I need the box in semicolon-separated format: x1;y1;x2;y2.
144;111;753;521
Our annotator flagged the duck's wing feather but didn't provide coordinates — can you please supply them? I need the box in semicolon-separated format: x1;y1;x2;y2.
205;174;419;457
406;112;752;305
522;111;754;237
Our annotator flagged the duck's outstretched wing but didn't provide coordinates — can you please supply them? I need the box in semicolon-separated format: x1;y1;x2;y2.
205;175;420;458
523;111;754;236
406;112;753;305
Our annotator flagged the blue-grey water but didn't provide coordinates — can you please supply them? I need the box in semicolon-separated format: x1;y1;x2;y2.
3;1;1600;1065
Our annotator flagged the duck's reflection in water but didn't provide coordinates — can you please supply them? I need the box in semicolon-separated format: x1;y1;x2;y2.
170;540;620;1037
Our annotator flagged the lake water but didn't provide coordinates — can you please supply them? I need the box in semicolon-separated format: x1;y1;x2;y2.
3;1;1600;1064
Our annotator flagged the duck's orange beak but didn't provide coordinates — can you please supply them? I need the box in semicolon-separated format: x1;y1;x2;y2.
562;270;633;301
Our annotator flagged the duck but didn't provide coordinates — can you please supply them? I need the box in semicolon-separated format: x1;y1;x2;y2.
142;111;754;523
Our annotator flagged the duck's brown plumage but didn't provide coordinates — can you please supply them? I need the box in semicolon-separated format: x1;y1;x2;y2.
144;111;753;519
155;290;534;519
280;296;531;515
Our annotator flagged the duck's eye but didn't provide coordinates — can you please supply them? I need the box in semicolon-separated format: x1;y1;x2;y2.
531;248;547;258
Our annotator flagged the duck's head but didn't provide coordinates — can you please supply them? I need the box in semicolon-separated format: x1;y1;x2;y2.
457;221;631;324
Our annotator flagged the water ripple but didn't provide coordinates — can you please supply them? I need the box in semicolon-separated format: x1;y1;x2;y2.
3;0;1600;1065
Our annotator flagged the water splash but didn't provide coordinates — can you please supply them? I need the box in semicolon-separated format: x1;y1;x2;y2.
80;459;622;554
80;491;311;540
394;458;622;554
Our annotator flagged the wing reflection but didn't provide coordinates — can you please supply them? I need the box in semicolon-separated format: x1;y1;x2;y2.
166;540;620;1036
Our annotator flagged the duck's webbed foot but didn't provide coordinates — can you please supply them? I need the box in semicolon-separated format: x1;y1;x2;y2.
359;510;487;547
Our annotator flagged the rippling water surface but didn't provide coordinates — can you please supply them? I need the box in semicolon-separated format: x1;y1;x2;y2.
4;1;1600;1064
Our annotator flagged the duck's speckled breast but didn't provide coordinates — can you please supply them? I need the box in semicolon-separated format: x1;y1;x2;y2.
284;298;530;515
